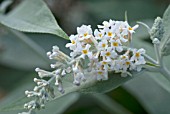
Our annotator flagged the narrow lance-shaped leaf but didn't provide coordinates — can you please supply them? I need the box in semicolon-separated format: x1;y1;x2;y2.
0;0;69;40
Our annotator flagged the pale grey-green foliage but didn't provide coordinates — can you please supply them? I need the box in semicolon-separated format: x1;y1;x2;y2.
0;69;142;113
126;28;170;114
0;0;69;40
0;1;170;114
150;17;164;40
160;5;170;56
0;28;69;70
133;18;170;94
124;73;170;114
0;28;50;70
0;0;13;14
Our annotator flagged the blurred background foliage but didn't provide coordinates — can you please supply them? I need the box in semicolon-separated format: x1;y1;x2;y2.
0;0;170;114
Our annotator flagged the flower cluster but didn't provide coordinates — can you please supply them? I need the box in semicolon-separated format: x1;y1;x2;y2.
66;20;145;80
20;19;146;114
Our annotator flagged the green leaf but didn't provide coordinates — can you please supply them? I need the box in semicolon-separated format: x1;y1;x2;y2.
0;70;144;113
133;19;170;84
0;0;13;14
131;19;170;113
92;94;131;114
160;5;170;56
0;64;32;91
0;28;50;70
0;0;69;40
123;73;170;114
0;73;80;114
37;93;80;114
25;33;69;54
150;55;170;94
0;27;69;70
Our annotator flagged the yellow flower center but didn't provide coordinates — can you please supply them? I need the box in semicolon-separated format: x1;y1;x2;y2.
102;43;106;48
128;27;133;30
84;33;88;37
71;40;75;44
113;42;118;47
102;61;107;65
98;71;103;75
126;61;130;65
99;33;102;37
135;52;140;58
108;32;112;37
82;50;88;54
106;52;111;56
122;56;126;59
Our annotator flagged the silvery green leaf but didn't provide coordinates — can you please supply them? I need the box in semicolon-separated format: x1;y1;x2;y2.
0;0;13;14
124;73;170;114
0;70;143;113
0;28;50;70
0;0;69;40
0;73;80;114
0;27;69;70
132;20;170;114
92;94;131;114
160;5;170;56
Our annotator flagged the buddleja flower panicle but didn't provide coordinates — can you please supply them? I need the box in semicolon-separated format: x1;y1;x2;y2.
20;19;146;114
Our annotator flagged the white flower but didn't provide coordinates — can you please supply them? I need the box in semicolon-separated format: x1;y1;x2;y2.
117;33;129;42
120;54;132;71
111;21;122;34
65;35;78;50
77;25;92;41
72;64;86;85
97;20;110;29
122;21;139;34
100;59;111;70
101;47;117;61
98;19;115;29
122;59;132;71
128;24;139;34
130;48;146;64
69;42;82;58
110;39;123;52
95;69;108;80
110;59;122;71
98;39;108;50
104;28;115;39
80;44;93;59
94;29;105;40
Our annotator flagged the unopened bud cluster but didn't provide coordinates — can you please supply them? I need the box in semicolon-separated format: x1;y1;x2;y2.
24;77;55;110
21;19;146;114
